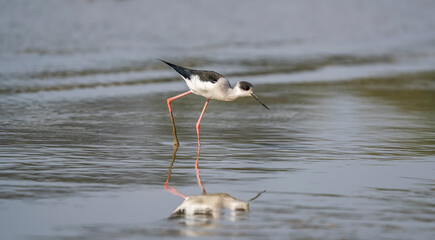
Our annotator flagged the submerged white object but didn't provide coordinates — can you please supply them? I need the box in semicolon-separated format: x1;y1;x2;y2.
170;193;249;218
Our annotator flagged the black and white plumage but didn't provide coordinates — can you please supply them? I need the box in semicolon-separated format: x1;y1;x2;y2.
159;59;269;108
160;60;269;194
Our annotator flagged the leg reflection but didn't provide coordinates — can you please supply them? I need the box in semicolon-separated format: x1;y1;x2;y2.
164;136;207;198
194;99;209;194
164;143;187;199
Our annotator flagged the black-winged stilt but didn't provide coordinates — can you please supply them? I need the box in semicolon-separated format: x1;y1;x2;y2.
160;60;269;192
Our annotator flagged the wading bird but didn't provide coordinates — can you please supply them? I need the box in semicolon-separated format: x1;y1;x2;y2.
160;60;269;192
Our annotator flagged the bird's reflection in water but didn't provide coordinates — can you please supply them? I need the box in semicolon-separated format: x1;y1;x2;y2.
163;144;188;199
169;193;249;219
164;142;263;220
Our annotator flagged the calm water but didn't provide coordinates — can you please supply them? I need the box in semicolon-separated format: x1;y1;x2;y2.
1;1;435;239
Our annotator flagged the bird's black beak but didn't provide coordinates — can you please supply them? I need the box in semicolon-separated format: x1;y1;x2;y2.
251;93;270;110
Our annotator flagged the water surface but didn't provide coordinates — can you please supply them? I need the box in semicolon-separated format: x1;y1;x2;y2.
1;1;435;239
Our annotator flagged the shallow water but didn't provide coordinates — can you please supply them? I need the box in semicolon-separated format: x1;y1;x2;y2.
1;74;435;239
1;1;435;239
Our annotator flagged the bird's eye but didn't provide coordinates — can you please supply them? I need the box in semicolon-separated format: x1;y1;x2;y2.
242;86;250;91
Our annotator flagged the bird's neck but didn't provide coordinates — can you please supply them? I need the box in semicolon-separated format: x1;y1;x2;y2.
224;87;241;101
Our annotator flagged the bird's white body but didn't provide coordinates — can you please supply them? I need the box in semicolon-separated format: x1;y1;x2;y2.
183;75;249;101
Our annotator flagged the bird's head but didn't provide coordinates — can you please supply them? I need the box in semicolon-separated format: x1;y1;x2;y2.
235;81;270;110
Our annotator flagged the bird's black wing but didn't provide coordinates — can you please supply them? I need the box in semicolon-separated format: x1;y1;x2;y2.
196;70;222;84
159;59;223;84
158;59;196;80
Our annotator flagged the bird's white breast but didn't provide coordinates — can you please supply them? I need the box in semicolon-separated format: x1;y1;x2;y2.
184;75;232;101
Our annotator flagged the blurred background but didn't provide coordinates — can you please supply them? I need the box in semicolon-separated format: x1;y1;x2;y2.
1;0;434;239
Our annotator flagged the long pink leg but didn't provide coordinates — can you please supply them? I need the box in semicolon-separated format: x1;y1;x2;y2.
195;98;209;194
164;91;191;198
167;91;192;147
